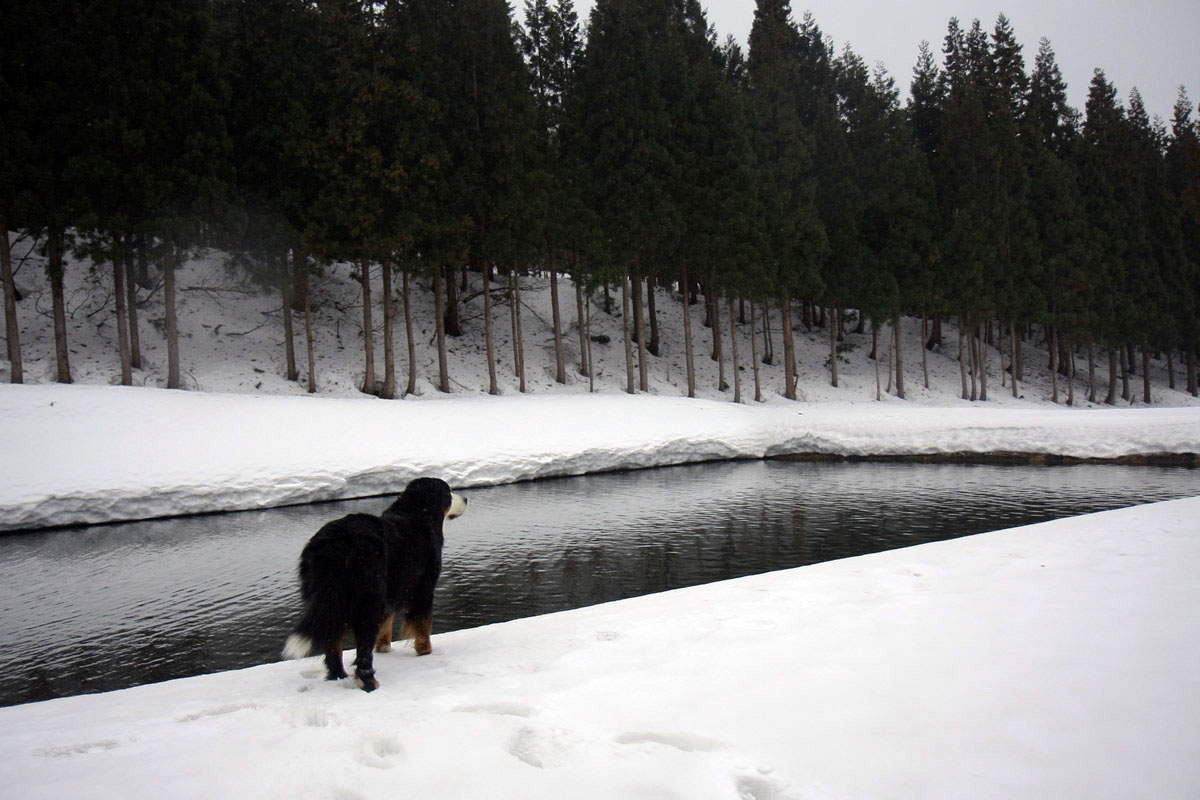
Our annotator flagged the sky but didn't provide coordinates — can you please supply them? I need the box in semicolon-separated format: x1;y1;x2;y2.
573;1;1199;124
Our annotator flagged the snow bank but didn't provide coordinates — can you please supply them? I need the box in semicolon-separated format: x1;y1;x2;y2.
1;496;1197;799
3;382;1199;531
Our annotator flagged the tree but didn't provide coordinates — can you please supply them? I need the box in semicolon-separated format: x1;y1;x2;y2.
747;0;827;399
521;0;583;386
1166;87;1200;395
574;0;684;393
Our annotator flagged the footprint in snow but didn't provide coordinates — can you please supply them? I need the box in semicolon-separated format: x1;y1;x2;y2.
356;733;405;769
507;725;575;769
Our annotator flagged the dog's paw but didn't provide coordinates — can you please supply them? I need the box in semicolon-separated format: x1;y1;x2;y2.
354;671;379;692
374;642;392;653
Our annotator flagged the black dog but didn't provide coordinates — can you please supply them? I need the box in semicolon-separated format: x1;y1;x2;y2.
282;477;467;691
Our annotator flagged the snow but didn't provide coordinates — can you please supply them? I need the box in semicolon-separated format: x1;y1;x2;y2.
3;382;1199;531
3;241;1198;530
3;243;1200;796
0;496;1197;799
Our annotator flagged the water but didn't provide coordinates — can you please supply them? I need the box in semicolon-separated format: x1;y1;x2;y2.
0;460;1194;708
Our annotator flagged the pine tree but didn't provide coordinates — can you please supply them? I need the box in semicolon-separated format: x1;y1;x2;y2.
747;0;826;399
1166;88;1200;395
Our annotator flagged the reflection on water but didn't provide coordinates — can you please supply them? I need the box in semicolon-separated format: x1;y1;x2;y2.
0;460;1194;707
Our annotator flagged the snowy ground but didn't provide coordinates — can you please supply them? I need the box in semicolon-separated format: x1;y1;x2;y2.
3;238;1200;531
0;496;1197;800
4;236;1199;407
3;382;1199;531
3;242;1199;797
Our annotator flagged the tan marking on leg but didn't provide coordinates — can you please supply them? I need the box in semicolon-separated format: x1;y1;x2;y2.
375;613;395;653
400;614;433;656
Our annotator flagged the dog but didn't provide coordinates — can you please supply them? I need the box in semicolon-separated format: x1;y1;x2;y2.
282;477;467;691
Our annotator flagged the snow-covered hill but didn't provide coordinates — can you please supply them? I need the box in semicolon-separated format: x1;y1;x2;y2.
5;236;1198;407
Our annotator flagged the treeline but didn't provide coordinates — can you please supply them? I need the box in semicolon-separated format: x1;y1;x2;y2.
2;0;1198;402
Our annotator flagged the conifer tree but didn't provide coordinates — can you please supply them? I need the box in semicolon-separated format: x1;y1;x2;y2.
747;0;827;399
1166;88;1200;395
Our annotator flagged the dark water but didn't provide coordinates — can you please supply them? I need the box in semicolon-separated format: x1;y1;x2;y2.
0;460;1194;708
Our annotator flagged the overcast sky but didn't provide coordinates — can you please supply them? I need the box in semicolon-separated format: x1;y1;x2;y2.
573;1;1199;124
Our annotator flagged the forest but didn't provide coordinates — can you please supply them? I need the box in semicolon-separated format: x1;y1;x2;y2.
2;0;1198;404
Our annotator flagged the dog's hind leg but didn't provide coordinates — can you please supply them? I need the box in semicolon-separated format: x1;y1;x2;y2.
374;613;395;653
324;631;349;681
351;610;384;692
400;613;433;656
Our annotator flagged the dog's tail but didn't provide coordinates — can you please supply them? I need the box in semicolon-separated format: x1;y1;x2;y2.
281;556;349;660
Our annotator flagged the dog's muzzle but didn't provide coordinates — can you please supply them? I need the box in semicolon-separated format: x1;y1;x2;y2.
446;493;468;520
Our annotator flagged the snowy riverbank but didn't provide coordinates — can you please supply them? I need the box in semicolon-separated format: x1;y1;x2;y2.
2;382;1199;531
1;496;1197;799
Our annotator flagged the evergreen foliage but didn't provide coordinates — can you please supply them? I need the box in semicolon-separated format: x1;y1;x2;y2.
1;2;1195;403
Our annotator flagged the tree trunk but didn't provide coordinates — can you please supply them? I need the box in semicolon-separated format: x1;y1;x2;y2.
631;271;643;346
1105;347;1117;405
681;264;695;398
359;258;375;395
713;287;726;392
163;238;181;389
549;257;565;384
1049;325;1059;403
484;262;498;395
585;290;595;393
124;235;141;370
894;313;905;400
510;269;525;392
828;307;838;387
977;320;987;401
633;267;647;392
958;320;969;400
1087;341;1096;403
47;229;72;384
1015;325;1024;381
886;321;894;394
112;251;132;386
728;297;741;403
621;268;634;394
575;278;589;377
761;304;774;365
434;268;450;393
1066;337;1076;406
281;252;297;383
1142;350;1151;404
1166;349;1175;390
1010;321;1018;398
708;291;720;360
1120;344;1130;401
873;322;881;401
301;256;316;394
402;269;416;396
380;258;395;399
781;296;797;400
444;265;461;337
921;313;929;390
750;300;762;402
2;216;22;383
1186;346;1196;397
646;276;659;357
999;321;1006;388
926;313;942;349
967;323;978;401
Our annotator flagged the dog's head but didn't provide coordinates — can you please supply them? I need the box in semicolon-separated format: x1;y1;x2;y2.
399;477;467;522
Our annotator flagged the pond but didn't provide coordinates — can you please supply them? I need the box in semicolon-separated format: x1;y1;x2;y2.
0;459;1194;708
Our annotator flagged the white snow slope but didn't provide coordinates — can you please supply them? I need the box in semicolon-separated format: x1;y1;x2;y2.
0;496;1197;800
3;383;1199;531
4;242;1200;530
